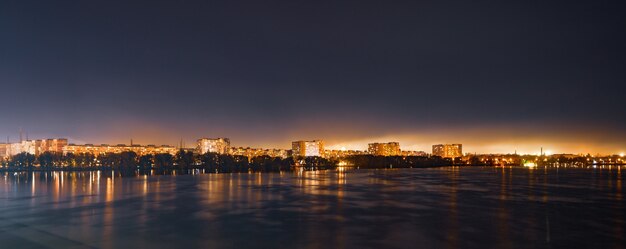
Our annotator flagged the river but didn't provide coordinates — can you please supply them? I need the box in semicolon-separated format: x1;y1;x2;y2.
0;166;624;248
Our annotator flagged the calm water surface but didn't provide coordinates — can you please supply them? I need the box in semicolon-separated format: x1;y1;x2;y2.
0;167;624;249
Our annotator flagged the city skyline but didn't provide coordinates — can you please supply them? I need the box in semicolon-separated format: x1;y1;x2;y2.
1;1;625;248
2;0;625;156
0;130;623;156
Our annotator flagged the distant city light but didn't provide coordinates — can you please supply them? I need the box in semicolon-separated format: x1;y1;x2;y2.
523;162;536;167
545;150;552;156
620;153;624;157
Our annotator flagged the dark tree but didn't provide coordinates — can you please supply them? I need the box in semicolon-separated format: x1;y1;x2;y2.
154;153;174;170
38;152;55;169
10;152;36;169
139;154;154;170
120;151;138;171
175;150;194;170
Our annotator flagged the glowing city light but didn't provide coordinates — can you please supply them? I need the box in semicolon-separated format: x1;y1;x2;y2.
523;162;536;167
620;153;624;157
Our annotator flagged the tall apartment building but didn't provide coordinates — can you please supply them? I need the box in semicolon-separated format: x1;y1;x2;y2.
292;140;324;157
39;139;68;154
2;138;69;156
0;143;8;158
197;138;231;154
432;144;463;158
368;142;401;156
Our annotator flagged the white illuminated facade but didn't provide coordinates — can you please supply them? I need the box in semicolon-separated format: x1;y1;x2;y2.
0;138;68;157
292;140;324;157
197;138;231;154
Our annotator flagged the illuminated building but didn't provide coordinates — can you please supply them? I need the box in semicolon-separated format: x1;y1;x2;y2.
324;149;367;158
10;142;23;155
39;139;68;154
197;138;231;154
11;140;38;155
368;142;401;156
63;144;178;155
432;144;463;158
401;150;427;157
551;154;578;159
466;154;521;166
2;138;69;156
292;140;324;157
229;147;289;159
0;143;8;158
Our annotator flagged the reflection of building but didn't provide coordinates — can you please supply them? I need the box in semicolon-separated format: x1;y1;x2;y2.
368;142;401;156
292;140;324;157
63;144;178;156
432;144;462;158
324;149;367;158
229;147;289;159
197;138;231;154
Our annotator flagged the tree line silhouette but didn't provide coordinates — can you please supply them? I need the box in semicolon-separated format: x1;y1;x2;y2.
0;150;457;174
1;150;329;173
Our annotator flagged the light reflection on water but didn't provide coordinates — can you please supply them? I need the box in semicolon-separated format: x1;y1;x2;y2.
0;167;624;249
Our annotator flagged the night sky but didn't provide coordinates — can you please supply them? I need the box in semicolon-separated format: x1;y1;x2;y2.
1;0;625;154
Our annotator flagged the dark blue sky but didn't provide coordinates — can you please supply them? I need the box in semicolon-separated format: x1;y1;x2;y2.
1;0;625;153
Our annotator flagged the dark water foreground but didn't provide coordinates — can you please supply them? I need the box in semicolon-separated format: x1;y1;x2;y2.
0;167;624;249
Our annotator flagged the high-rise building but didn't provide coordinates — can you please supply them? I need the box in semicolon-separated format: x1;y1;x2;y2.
432;144;463;158
10;142;23;156
39;139;68;154
0;143;8;158
2;138;69;156
292;140;324;157
368;142;401;156
197;138;231;154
